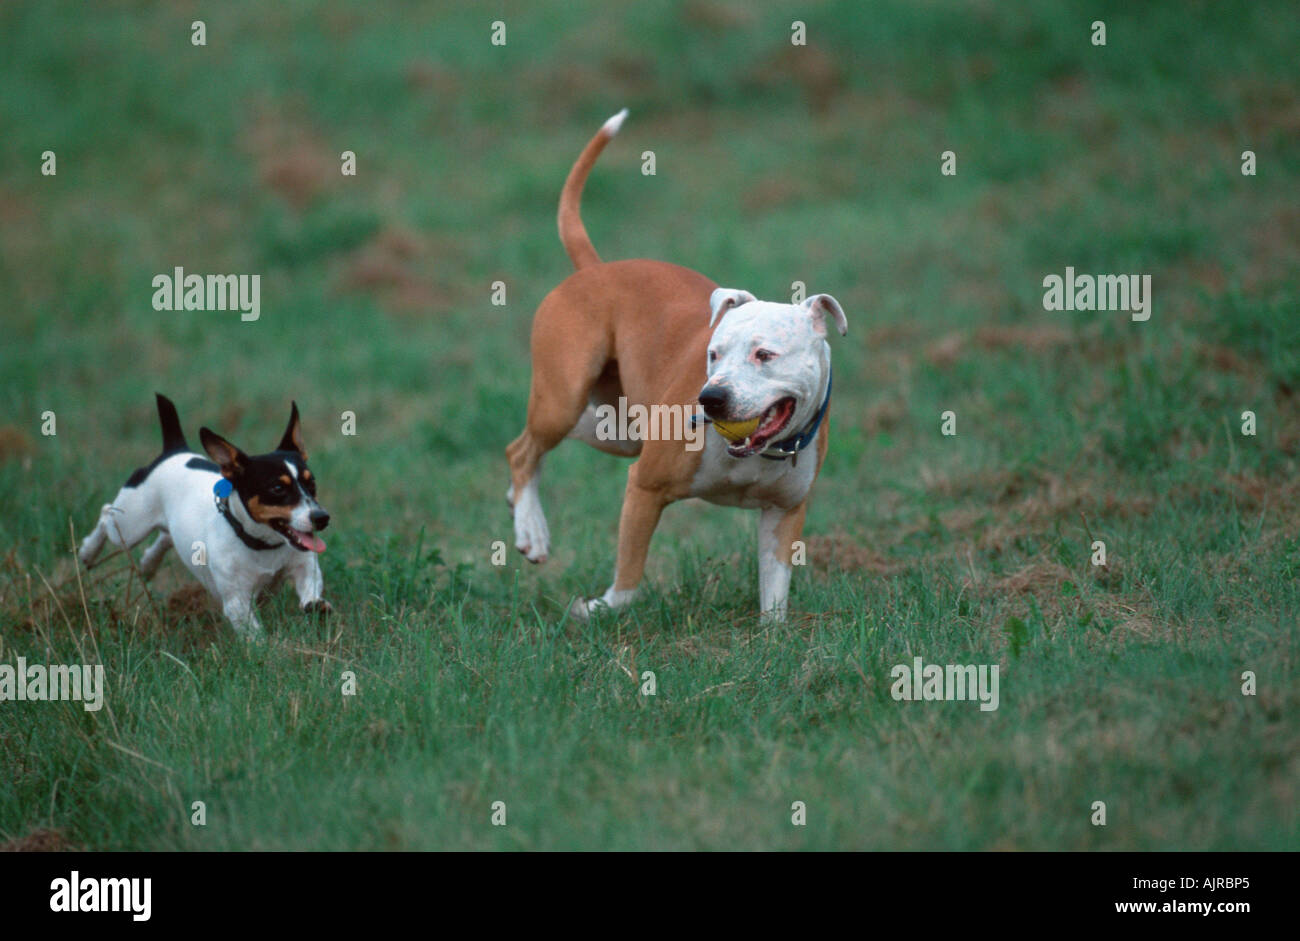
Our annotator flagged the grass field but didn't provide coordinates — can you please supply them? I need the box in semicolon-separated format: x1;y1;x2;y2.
0;1;1297;850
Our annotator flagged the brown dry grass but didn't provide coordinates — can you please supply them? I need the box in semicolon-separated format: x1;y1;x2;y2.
965;559;1170;645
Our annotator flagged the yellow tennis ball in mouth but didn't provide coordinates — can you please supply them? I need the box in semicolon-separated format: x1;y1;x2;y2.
711;416;761;443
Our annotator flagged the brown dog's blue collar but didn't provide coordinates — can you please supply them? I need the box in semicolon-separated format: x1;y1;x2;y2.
760;369;831;464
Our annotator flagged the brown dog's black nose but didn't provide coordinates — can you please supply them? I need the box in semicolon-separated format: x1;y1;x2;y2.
698;385;730;417
310;508;330;531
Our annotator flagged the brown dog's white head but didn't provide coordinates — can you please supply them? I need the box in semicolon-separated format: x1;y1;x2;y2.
699;289;847;458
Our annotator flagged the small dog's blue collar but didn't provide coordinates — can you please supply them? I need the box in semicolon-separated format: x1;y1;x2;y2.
213;480;280;551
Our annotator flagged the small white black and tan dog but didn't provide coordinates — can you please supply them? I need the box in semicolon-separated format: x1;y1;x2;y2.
78;394;331;640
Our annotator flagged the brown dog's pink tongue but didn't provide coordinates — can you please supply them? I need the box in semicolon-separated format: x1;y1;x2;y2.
302;533;326;553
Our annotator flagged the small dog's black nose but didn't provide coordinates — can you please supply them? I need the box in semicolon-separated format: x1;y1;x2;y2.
698;385;730;417
310;508;330;531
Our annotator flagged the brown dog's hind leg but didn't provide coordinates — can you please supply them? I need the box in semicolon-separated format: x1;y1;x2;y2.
506;294;611;563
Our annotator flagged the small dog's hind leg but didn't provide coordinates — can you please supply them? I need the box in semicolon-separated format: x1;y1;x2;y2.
78;505;115;567
138;530;172;579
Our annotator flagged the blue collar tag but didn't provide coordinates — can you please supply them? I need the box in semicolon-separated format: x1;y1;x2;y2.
212;476;279;551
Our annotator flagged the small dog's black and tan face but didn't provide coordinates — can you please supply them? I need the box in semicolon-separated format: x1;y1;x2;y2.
199;403;330;553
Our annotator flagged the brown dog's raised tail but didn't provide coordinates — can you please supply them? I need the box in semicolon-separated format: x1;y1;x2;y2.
557;108;627;271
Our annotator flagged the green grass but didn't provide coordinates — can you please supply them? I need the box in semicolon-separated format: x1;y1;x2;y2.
0;0;1297;850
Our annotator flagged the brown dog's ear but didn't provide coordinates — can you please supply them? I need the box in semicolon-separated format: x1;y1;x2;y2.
709;288;757;328
200;427;246;478
277;401;306;458
801;293;848;337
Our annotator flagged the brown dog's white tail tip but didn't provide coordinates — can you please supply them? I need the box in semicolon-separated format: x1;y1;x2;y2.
603;108;629;136
558;109;629;270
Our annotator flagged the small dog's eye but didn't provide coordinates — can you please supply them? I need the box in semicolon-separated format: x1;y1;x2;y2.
754;349;775;363
708;350;717;363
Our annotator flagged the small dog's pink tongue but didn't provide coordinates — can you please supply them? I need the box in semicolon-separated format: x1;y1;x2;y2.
301;532;326;553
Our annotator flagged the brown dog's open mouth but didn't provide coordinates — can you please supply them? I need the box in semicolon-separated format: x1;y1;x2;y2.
272;519;326;553
726;397;797;458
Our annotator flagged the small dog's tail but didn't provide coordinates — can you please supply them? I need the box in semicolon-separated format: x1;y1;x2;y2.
154;393;190;455
557;108;628;271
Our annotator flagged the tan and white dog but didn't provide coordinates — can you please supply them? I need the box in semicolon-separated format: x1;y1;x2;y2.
506;109;848;622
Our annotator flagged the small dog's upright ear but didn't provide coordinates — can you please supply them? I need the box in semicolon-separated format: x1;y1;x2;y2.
277;401;306;458
709;288;757;328
200;428;247;478
801;294;848;337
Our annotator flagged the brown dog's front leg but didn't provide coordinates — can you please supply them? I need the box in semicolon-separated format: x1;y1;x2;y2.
759;501;807;622
571;463;668;620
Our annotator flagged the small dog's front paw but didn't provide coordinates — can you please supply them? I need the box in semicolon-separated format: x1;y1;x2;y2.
302;599;333;616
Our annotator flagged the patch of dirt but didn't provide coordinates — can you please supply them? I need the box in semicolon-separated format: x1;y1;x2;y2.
405;59;461;96
0;551;193;639
0;828;73;852
865;323;926;349
2;576;98;635
972;560;1165;645
1245;205;1300;291
240;104;336;210
1221;474;1300;522
681;0;754;31
166;583;214;620
927;468;1156;518
987;561;1076;595
917;468;1158;556
747;42;844;114
741;177;809;212
336;225;455;316
1196;341;1256;377
0;425;36;464
925;325;1077;368
806;532;909;575
1241;78;1300;140
861;397;908;435
216;401;246;435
